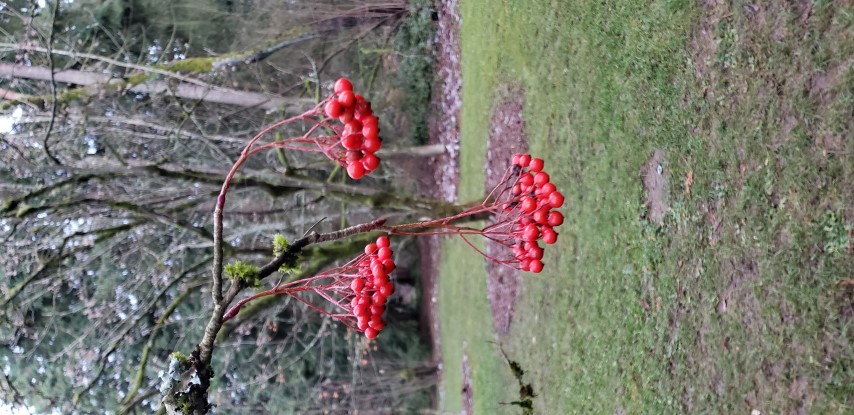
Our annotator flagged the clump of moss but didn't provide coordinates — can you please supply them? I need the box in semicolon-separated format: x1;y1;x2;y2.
169;351;189;367
272;234;302;274
159;57;216;74
224;261;261;288
272;234;290;256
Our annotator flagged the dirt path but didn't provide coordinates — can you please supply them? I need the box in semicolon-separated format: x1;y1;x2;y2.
416;0;462;368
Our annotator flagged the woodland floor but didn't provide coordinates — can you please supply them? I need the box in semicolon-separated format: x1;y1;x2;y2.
424;0;853;414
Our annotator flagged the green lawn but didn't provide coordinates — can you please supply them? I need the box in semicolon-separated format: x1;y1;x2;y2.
437;0;852;413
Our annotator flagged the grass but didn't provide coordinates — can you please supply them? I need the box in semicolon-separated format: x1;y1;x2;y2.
437;0;852;413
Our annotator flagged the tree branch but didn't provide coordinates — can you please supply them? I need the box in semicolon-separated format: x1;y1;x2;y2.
41;0;61;165
0;223;138;307
0;62;314;111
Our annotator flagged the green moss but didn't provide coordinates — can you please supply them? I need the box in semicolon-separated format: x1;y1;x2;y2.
272;234;289;256
158;57;215;74
179;400;192;415
169;351;189;368
125;72;152;86
57;88;89;104
224;261;261;288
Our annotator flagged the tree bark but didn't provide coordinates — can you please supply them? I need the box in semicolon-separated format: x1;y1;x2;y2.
0;63;313;111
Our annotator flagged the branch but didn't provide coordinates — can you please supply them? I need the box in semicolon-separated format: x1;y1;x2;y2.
0;62;314;111
0;43;219;89
0;223;137;307
121;276;207;407
41;0;60;165
163;217;385;414
211;33;321;70
199;217;386;363
73;260;208;407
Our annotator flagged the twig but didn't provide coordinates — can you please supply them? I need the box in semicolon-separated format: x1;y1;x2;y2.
42;0;60;165
198;217;386;364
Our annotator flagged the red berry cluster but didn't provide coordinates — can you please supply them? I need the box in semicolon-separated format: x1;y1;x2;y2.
347;235;395;339
324;78;383;180
508;154;565;273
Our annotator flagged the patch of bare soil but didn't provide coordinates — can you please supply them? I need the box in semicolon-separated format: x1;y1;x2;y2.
641;149;668;225
419;0;462;204
415;0;461;374
485;85;529;334
716;257;760;321
461;352;473;415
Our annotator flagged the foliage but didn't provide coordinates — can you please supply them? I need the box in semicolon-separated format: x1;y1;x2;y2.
393;0;436;144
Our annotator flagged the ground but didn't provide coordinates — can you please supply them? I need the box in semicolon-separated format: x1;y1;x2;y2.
425;0;852;414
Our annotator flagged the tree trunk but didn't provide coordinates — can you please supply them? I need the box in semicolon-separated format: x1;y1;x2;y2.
0;63;313;111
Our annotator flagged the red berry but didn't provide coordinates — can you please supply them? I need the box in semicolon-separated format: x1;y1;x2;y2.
529;158;544;172
534;171;550;186
361;115;378;128
364;327;378;339
519;173;534;187
382;258;395;273
342;133;364;150
523;223;539;241
520;258;531;271
338;90;356;107
528;259;544;273
353;304;368;317
363;136;381;153
376;235;390;248
379;282;394;297
364;243;378;255
547;211;564;227
540;182;556;197
520;197;537;213
354;100;372;120
357;295;370;305
324;100;343;118
346;150;363;163
369;319;385;331
533;209;549;225
527;245;544;260
377;247;392;260
372;292;387;305
549;191;565;208
512;184;522;196
346;162;365;179
362;124;379;141
542;227;558;244
350;297;360;308
519;154;532;167
373;274;389;287
512;153;522;166
334;78;353;93
339;108;354;123
362;153;380;171
343;120;363;135
370;304;385;316
357;317;369;331
371;262;386;278
351;278;365;292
